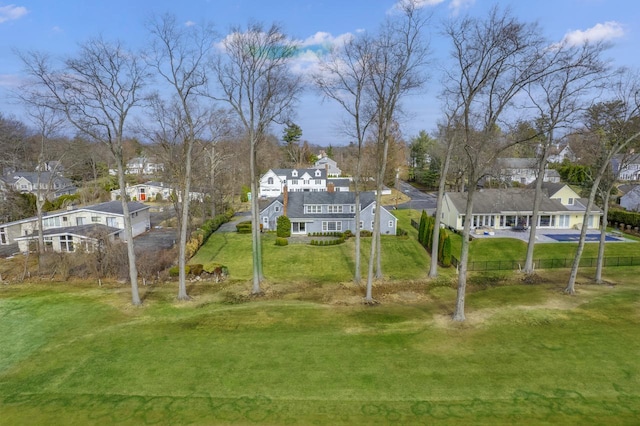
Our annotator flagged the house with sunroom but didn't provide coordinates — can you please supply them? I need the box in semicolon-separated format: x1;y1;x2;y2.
441;186;601;232
260;191;396;235
1;201;150;253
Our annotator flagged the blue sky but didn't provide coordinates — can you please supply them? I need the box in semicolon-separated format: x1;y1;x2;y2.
1;0;638;146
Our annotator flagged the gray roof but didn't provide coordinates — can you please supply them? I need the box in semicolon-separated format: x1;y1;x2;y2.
9;171;72;186
328;178;351;188
15;224;121;240
538;182;567;197
262;191;376;218
84;201;149;215
446;189;571;214
272;168;327;180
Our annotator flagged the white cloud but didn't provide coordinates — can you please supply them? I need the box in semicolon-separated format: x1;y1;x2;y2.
0;73;22;88
0;4;28;23
448;0;475;15
185;20;196;27
561;21;625;46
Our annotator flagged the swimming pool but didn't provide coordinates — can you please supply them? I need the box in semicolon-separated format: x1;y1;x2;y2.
544;233;623;242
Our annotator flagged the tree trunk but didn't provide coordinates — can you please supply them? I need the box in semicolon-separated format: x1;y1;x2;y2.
524;152;549;273
566;176;601;294
453;183;475;321
354;188;361;285
595;189;610;284
429;139;454;278
177;137;194;301
250;136;262;294
116;157;141;306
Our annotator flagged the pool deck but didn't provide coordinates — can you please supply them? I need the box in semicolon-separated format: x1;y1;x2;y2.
470;228;630;243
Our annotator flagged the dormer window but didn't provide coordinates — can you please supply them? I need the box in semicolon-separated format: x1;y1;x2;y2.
315;170;321;177
292;170;298;177
267;177;274;185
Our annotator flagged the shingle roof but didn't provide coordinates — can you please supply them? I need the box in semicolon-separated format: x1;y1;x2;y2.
261;191;376;218
446;189;567;214
84;201;149;215
272;168;327;180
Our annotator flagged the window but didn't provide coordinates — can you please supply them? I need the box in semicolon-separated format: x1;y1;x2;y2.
0;227;6;244
60;235;74;252
263;216;269;224
44;237;53;250
315;170;321;177
76;217;84;226
370;221;374;229
106;217;117;227
290;179;299;185
322;221;342;231
274;206;280;212
62;216;68;222
315;179;322;185
292;170;298;177
350;205;355;213
267;177;274;184
305;205;322;214
304;179;309;185
388;220;394;228
359;221;363;229
567;198;574;205
43;217;61;227
91;216;100;223
328;205;343;213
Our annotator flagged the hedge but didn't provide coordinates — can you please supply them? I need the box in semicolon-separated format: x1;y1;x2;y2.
608;208;640;229
185;211;233;258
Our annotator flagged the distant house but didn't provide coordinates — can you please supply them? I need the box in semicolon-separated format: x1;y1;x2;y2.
312;154;342;177
491;158;560;185
4;171;77;200
547;143;577;164
441;186;601;231
260;191;397;235
109;157;165;176
611;153;640;181
620;185;640;212
110;181;203;203
1;201;150;253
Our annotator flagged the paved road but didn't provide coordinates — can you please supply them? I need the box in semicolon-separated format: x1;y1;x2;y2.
396;180;437;213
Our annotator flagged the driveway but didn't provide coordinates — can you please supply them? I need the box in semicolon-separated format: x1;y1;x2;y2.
217;212;250;233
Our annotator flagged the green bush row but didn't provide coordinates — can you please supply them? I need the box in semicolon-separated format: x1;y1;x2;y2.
609;208;640;229
417;210;452;267
308;231;344;237
310;238;345;246
186;210;233;258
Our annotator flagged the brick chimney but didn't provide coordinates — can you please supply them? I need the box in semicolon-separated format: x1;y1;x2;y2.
327;182;335;193
283;185;288;216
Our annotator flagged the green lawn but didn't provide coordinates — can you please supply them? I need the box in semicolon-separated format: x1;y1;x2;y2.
1;278;639;425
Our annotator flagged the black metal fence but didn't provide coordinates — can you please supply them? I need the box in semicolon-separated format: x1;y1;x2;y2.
450;255;640;271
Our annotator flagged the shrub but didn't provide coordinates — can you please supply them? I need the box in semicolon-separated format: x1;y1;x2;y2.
189;264;204;276
275;237;289;246
343;229;353;238
236;221;252;233
240;185;250;203
396;227;408;237
360;230;372;237
169;265;191;277
276;215;291;237
155;193;163;202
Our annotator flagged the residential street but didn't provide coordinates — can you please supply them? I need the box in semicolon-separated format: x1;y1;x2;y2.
396;180;437;213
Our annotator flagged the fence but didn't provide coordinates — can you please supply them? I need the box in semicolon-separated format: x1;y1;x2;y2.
450;255;640;271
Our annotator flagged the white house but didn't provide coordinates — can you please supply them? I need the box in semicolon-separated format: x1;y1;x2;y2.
110;181;204;202
612;153;640;181
491;158;561;186
546;143;577;164
260;191;397;235
109;157;165;176
441;186;601;232
1;201;150;253
259;168;328;198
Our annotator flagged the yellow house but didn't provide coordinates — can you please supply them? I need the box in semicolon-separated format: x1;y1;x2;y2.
441;184;601;231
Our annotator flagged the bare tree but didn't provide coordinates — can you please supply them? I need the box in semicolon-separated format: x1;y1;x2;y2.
315;33;376;286
429;102;462;278
566;71;640;293
213;22;302;294
443;6;547;321
147;14;217;300
522;40;610;274
18;39;148;305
